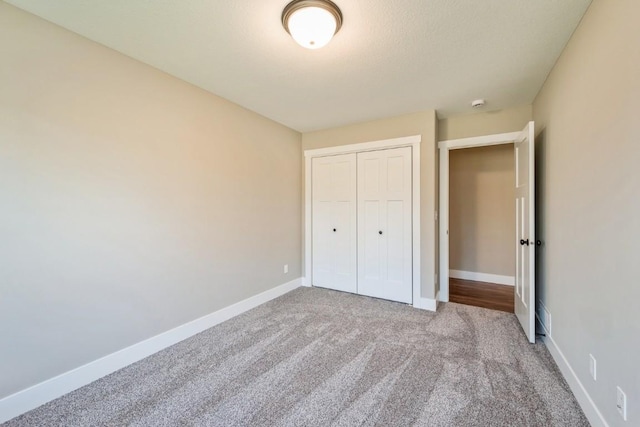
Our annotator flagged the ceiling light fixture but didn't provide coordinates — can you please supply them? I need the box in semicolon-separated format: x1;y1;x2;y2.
282;0;343;50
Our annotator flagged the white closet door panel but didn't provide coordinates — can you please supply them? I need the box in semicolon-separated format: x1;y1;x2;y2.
312;161;332;200
311;159;333;286
312;200;333;285
363;200;382;279
311;154;357;294
387;200;406;283
363;158;380;195
357;147;412;303
333;161;353;199
334;201;353;277
387;155;405;193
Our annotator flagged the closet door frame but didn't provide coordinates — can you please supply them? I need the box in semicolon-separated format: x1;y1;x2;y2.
304;135;422;309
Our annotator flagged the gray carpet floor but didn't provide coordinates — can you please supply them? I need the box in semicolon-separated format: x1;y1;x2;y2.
4;287;589;426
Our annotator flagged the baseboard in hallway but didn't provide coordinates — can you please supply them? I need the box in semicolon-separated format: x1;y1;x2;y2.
449;277;514;313
449;270;515;286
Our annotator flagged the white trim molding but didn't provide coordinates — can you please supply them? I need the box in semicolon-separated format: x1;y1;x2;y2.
0;278;303;424
449;270;515;286
304;135;421;158
437;131;522;151
541;334;609;427
438;130;525;303
304;135;422;310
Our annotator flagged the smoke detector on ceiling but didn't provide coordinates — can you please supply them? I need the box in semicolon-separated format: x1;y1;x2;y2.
471;99;486;108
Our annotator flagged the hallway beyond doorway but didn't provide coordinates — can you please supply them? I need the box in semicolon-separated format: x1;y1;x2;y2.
449;278;514;313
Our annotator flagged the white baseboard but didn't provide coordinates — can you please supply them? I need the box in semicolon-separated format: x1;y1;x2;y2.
449;269;514;286
305;276;436;312
0;277;303;424
414;296;438;312
541;334;609;427
535;312;547;336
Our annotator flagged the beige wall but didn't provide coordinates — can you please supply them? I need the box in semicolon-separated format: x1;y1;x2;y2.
440;106;531;279
0;3;301;399
449;145;515;276
302;111;438;300
533;0;639;424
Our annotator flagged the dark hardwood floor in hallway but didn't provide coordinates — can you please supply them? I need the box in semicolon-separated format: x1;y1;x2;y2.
449;278;514;313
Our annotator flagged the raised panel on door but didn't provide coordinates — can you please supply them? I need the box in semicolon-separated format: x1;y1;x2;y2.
311;154;357;294
312;200;333;285
386;200;405;283
363;199;382;279
357;147;412;303
333;201;354;282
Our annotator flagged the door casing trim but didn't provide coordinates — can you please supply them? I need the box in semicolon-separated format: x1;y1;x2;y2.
437;128;527;302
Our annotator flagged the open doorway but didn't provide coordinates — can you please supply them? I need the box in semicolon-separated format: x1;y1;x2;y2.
439;123;536;343
448;144;515;313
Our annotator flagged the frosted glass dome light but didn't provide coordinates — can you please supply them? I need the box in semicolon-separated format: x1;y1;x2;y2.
282;0;343;50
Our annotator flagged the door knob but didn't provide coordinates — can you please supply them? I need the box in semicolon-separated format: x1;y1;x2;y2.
520;239;530;246
536;240;542;246
379;231;383;235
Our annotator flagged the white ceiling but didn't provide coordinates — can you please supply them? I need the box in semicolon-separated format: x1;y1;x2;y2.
5;0;592;132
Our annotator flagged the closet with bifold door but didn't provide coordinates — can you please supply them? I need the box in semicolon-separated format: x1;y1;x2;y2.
311;153;357;294
311;146;413;304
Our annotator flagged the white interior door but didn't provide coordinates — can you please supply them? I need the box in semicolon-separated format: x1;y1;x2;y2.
312;154;357;293
515;121;536;343
357;147;412;303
